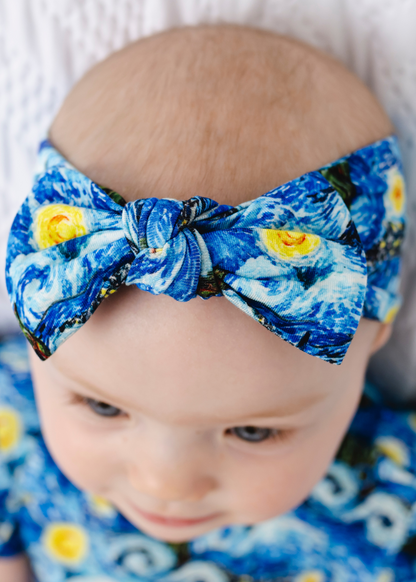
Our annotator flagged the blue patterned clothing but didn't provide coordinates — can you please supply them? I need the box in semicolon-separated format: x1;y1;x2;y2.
5;136;406;365
1;333;416;581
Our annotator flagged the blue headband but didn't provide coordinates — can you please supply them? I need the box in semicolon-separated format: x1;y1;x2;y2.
5;136;406;364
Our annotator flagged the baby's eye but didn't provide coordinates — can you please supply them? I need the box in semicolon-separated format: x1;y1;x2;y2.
227;426;280;443
84;397;123;418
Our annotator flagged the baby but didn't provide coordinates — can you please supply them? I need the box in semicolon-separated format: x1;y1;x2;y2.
0;25;409;582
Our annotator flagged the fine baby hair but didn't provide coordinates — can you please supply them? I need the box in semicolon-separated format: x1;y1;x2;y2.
0;24;411;581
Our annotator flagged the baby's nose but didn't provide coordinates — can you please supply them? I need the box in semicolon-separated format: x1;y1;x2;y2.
127;445;217;503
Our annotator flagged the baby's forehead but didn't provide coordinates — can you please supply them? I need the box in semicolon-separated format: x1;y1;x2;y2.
49;26;391;208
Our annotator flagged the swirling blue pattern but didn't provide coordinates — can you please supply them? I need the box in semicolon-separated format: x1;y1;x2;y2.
5;136;405;364
2;333;416;581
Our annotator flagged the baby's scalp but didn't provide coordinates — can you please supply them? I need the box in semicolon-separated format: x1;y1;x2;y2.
49;25;392;204
27;25;397;542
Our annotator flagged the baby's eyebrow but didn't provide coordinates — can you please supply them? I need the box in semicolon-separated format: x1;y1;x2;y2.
67;379;326;423
221;391;328;422
51;363;134;409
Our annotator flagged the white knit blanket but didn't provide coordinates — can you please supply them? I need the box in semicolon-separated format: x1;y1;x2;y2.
1;0;415;398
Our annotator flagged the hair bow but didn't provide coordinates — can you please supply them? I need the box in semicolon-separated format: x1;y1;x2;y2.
6;137;405;363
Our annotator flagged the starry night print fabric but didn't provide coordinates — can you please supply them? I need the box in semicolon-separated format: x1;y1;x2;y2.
5;136;406;365
2;333;416;581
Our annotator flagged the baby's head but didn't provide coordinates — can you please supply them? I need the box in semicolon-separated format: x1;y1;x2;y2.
13;26;402;542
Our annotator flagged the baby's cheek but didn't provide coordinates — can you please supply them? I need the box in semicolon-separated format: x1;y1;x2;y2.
239;381;364;522
225;448;325;523
227;421;352;523
39;403;122;496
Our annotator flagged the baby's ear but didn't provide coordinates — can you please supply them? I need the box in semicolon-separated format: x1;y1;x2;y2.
370;323;392;355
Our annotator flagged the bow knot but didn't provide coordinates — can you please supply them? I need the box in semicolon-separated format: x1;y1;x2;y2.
121;197;212;301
